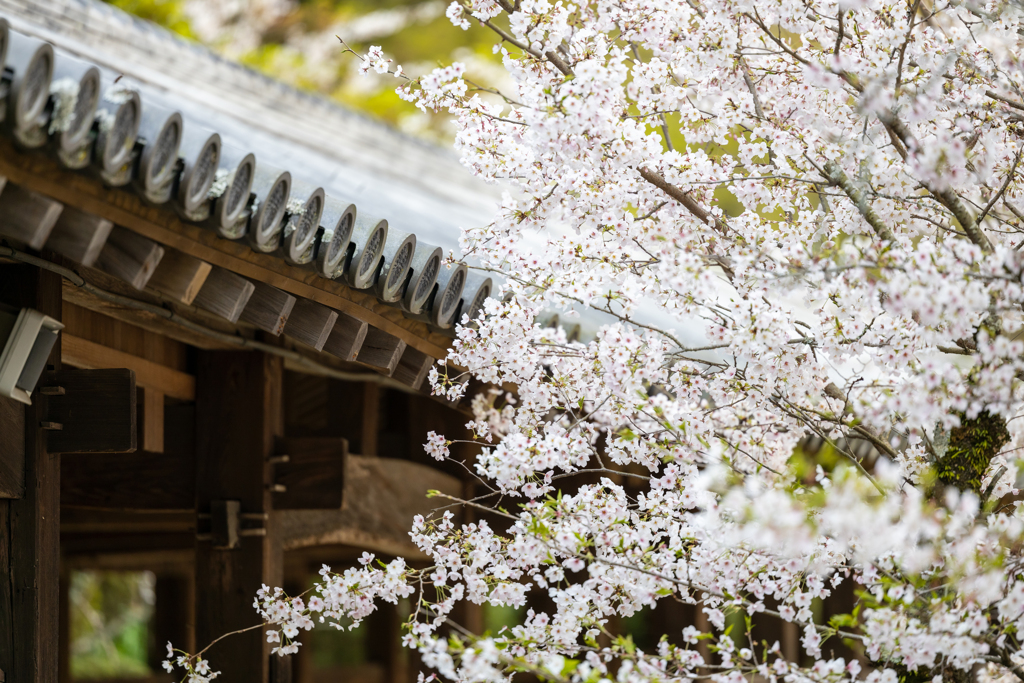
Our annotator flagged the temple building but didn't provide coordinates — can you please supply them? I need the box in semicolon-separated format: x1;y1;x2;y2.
0;1;495;680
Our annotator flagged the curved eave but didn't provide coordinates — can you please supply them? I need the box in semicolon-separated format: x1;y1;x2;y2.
0;3;504;385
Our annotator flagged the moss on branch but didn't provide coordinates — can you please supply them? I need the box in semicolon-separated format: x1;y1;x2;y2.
935;410;1009;495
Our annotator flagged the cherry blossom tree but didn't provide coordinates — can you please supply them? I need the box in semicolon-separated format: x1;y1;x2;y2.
167;0;1024;682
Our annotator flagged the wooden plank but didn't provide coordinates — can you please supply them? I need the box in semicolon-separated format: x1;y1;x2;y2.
95;225;166;289
140;387;164;454
61;449;193;510
195;351;283;683
61;334;195;401
240;281;296;336
0;138;453;360
0;183;63;250
0;398;24;499
357;327;407;376
0;263;62;683
284;299;338;352
44;206;113;267
271;437;347;510
44;368;137;453
393;347;433;391
192;266;255;323
321;312;368;362
146;249;213;305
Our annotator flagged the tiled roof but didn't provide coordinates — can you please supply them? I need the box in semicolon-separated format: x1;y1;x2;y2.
0;0;497;339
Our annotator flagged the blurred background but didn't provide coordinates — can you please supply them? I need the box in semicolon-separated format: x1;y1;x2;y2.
105;0;506;140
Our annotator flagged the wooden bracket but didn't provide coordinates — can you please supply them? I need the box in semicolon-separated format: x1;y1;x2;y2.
270;437;347;510
43;368;136;453
45;205;113;267
193;267;255;323
322;312;368;361
0;181;63;249
284;299;338;352
146;249;213;305
96;226;166;290
393;347;433;390
357;327;407;376
239;281;295;336
209;499;241;550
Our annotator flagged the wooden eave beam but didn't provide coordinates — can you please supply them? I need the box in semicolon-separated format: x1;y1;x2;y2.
61;268;241;352
61;334;195;401
0;137;452;360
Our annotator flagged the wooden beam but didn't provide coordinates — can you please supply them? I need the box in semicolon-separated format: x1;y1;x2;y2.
0;182;63;250
61;334;195;401
0;138;453;360
192;266;255;324
393;346;433;391
146;249;212;305
271;437;347;510
60;510;193;537
276;455;461;558
96;226;166;289
0;398;24;499
240;281;295;336
61;548;194;573
61;449;193;510
284;299;338;352
357;327;407;376
62;276;237;353
321;312;368;362
140;387;164;454
43;368;137;453
0;263;62;683
44;205;113;267
61;302;190;372
195;351;283;683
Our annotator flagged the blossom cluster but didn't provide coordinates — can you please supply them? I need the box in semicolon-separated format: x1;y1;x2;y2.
172;0;1024;682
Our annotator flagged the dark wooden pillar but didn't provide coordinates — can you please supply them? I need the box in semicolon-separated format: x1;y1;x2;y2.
149;574;194;670
0;264;63;683
195;351;283;683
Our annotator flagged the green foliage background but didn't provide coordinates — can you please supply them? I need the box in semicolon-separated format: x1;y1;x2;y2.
106;0;504;139
70;571;154;679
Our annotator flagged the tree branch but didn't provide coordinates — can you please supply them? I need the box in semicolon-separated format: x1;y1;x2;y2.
823;161;898;242
637;167;729;235
479;16;573;77
978;146;1022;226
882;116;994;252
